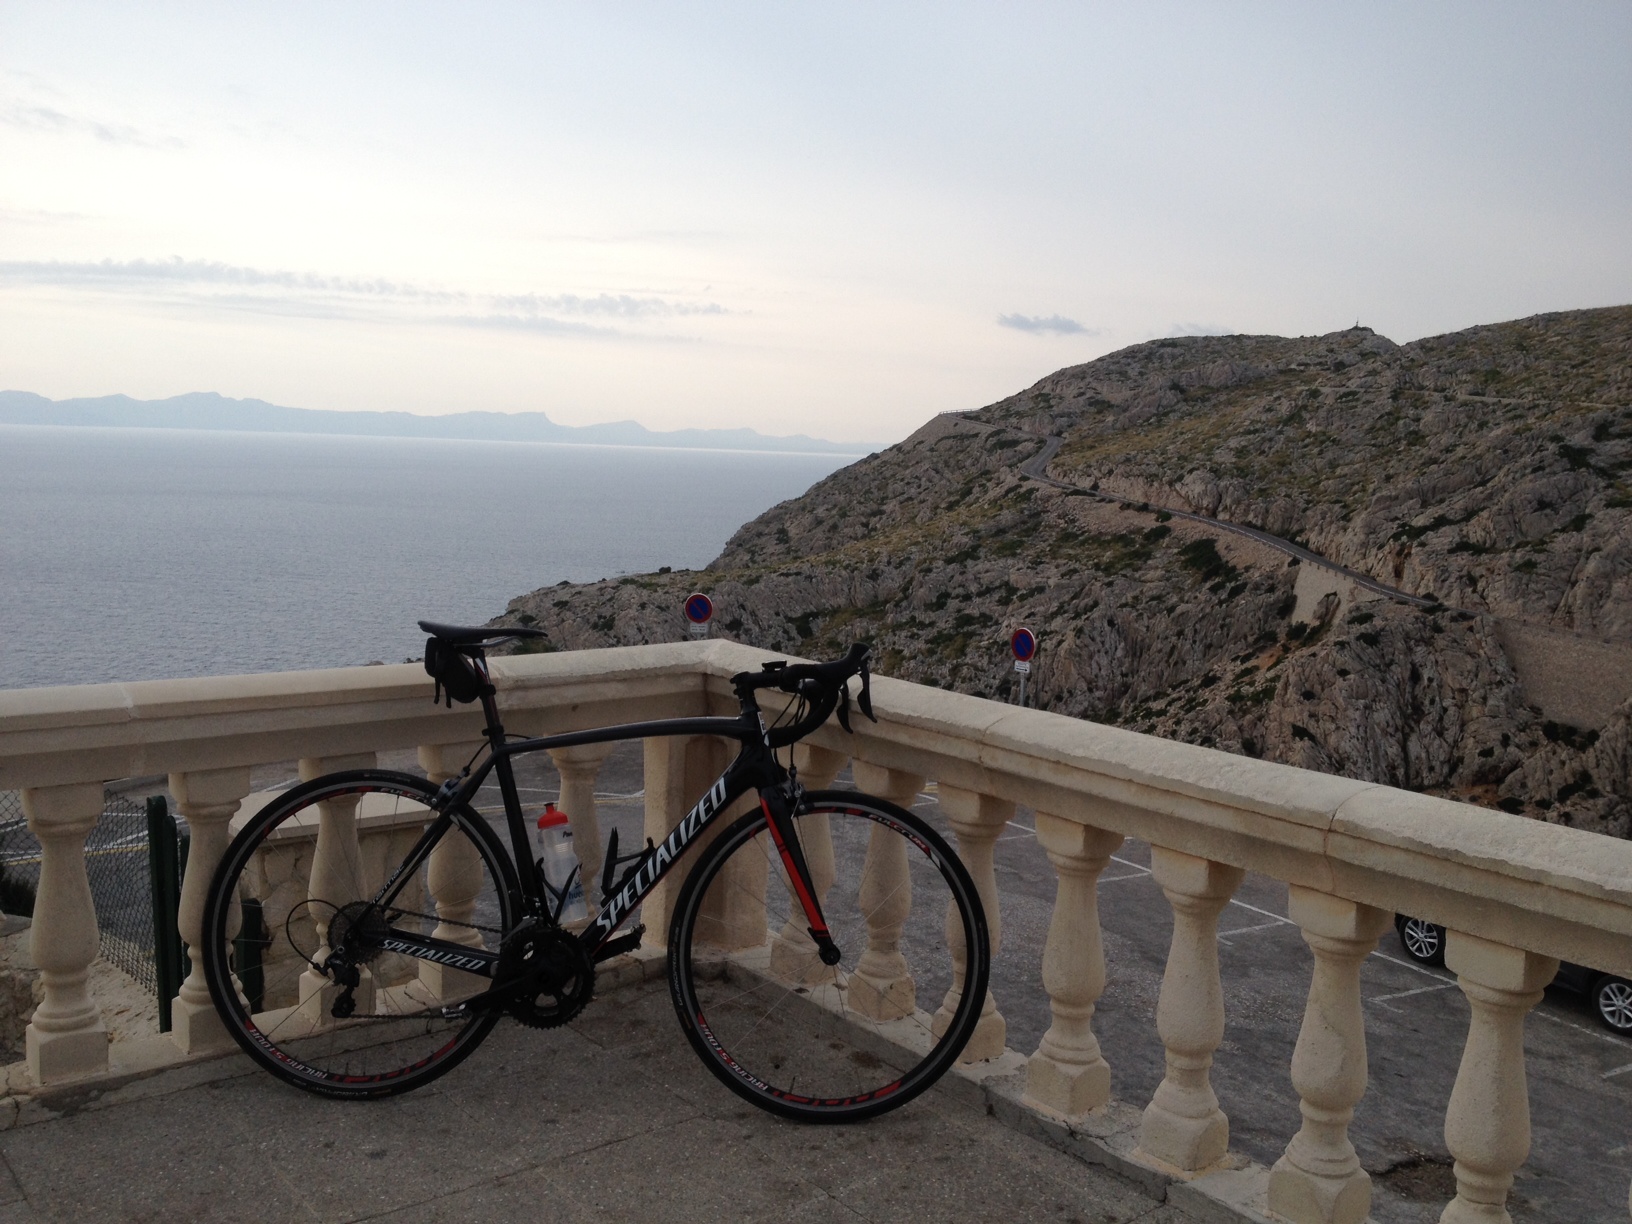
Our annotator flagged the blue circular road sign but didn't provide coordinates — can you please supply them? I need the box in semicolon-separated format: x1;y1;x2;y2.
1010;627;1038;662
685;593;714;625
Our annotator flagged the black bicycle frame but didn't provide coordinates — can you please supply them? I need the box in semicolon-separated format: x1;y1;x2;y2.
363;672;810;992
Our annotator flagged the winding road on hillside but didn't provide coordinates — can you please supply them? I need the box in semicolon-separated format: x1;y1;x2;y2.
1018;432;1438;607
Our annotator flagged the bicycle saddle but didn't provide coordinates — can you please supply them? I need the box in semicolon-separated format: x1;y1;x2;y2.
418;620;548;645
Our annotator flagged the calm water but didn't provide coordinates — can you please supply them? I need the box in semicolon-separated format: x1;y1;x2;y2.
0;426;857;689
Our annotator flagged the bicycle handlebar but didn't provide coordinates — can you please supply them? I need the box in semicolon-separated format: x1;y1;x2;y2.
732;643;876;747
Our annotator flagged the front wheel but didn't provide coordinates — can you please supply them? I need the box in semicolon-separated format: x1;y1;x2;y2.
201;770;520;1098
667;789;989;1122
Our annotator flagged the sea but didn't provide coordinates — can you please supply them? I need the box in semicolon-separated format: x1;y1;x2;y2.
0;425;859;690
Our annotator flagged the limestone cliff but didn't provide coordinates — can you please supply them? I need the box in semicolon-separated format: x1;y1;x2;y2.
499;306;1632;837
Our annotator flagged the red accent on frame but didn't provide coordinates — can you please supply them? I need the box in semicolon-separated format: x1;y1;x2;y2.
761;798;830;939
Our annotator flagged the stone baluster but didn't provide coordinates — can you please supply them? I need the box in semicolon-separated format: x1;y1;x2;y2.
168;767;253;1054
640;734;717;937
847;762;926;1021
1268;888;1392;1224
418;742;488;999
769;744;849;984
548;742;616;918
1024;814;1125;1118
932;785;1012;1062
1438;932;1558;1224
21;783;109;1083
1138;847;1244;1171
295;754;377;1023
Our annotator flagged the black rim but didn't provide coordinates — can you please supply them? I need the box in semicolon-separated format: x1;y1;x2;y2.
668;793;989;1122
202;771;519;1097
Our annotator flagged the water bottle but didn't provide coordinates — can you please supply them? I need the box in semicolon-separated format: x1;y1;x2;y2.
535;803;587;922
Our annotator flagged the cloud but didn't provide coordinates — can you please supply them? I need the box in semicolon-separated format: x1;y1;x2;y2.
0;255;726;341
0;257;456;300
444;313;624;338
1166;322;1234;337
0;99;184;149
997;313;1096;336
490;292;726;319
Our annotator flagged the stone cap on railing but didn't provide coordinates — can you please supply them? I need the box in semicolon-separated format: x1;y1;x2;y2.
3;638;1630;974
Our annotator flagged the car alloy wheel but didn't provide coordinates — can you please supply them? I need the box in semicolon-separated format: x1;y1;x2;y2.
1399;917;1446;966
1595;978;1632;1033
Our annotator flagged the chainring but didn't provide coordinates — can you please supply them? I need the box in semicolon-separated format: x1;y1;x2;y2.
498;920;595;1029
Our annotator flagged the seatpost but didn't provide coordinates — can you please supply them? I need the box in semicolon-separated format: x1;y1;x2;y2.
474;656;547;904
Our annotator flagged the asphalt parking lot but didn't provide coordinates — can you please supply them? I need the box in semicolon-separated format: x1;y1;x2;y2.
380;741;1632;1224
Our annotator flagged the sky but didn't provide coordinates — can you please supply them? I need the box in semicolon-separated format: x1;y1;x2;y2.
1;3;1629;445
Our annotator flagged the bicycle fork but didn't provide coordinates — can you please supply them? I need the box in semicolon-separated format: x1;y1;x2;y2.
760;786;842;966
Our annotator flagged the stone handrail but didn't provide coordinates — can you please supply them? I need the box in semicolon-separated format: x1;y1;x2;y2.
3;638;1630;1224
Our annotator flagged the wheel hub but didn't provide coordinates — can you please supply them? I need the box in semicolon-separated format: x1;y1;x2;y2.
327;901;391;966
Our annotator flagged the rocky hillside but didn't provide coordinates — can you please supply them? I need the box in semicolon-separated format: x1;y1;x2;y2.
499;307;1632;837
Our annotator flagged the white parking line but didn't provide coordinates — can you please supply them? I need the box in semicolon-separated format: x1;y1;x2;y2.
1218;920;1287;941
1369;951;1453;981
1368;982;1459;1004
1533;1005;1632;1048
1226;897;1293;925
1600;1061;1632;1079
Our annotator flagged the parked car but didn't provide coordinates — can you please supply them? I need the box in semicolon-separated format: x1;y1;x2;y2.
1395;915;1632;1033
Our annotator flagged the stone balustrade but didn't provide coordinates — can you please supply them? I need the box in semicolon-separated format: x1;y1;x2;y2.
4;639;1632;1223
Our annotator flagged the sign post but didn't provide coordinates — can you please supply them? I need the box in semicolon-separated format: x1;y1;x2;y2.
1010;627;1037;708
684;592;714;640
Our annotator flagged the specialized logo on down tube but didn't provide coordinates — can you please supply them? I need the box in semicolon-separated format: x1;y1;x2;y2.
591;776;729;938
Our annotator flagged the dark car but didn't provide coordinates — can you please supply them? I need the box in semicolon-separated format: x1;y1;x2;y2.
1395;915;1632;1033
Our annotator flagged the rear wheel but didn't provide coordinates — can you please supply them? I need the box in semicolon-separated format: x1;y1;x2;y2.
668;789;989;1122
201;770;519;1098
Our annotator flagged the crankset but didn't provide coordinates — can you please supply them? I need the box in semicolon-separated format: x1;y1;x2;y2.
496;919;595;1029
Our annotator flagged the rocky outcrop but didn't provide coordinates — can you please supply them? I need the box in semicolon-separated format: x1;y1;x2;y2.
500;306;1632;836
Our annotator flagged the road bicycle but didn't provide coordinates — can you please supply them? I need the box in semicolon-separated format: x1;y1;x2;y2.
201;622;990;1122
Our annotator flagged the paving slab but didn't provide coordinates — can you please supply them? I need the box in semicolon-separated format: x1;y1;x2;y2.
0;977;1193;1224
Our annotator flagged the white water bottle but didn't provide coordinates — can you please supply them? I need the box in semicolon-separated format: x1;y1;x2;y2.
536;803;587;923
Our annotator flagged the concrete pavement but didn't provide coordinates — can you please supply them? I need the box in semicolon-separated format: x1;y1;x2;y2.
0;978;1195;1224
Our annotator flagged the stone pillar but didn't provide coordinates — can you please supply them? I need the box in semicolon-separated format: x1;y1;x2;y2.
847;761;925;1021
640;734;716;938
1024;814;1124;1118
418;742;488;998
1268;888;1392;1224
1139;847;1244;1171
548;742;616;918
932;785;1011;1062
769;744;849;984
1439;932;1558;1224
21;783;108;1083
168;766;253;1054
294;754;376;1024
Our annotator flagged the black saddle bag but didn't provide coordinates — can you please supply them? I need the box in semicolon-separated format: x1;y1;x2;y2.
424;638;486;706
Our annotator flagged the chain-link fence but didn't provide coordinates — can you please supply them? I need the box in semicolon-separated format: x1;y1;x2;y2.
0;789;186;1005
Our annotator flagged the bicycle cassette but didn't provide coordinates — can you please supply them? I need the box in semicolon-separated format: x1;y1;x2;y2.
498;921;595;1029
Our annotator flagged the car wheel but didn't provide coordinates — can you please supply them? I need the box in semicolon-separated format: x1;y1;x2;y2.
1594;977;1632;1033
1398;917;1446;967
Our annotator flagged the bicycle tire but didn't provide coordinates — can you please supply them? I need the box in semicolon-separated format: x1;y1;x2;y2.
667;788;989;1122
201;769;521;1099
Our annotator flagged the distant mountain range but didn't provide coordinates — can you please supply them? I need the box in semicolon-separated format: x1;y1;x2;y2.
0;391;872;454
